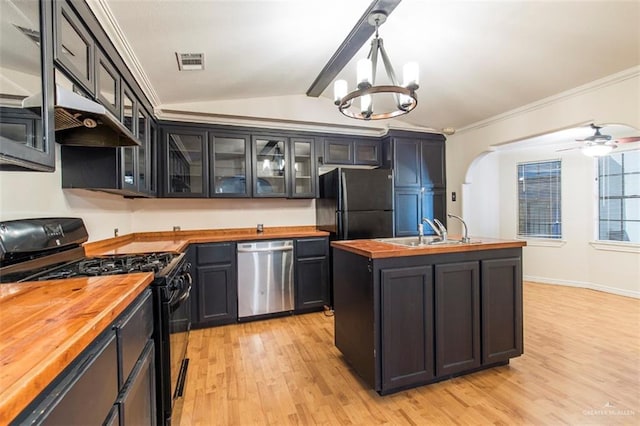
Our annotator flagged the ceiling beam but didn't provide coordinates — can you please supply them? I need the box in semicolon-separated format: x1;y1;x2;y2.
305;0;402;98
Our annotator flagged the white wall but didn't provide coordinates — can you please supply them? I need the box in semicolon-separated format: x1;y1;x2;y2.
0;145;134;241
447;67;640;297
0;146;317;241
130;198;315;232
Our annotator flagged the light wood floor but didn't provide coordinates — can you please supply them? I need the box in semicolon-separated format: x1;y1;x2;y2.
174;282;640;425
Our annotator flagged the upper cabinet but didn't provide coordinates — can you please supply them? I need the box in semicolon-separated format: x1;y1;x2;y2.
209;132;251;198
163;127;209;197
95;48;120;117
253;135;288;197
321;136;380;166
0;0;55;171
290;137;316;198
54;0;94;95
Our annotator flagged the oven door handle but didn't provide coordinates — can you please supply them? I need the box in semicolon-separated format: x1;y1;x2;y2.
169;275;192;312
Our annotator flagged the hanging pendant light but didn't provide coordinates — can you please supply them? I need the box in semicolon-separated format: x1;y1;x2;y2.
333;11;419;120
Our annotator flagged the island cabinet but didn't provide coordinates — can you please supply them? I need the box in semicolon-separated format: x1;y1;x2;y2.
333;247;523;395
14;289;155;425
189;243;238;328
294;237;330;312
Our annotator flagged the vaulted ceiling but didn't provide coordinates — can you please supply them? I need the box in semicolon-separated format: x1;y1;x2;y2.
96;0;640;133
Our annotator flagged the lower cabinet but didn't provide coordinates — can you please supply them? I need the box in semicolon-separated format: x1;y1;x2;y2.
16;290;155;425
190;243;238;328
294;237;330;312
434;261;481;376
334;248;523;394
481;257;523;364
380;266;434;390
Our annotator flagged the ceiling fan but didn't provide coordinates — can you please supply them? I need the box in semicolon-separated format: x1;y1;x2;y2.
557;123;640;156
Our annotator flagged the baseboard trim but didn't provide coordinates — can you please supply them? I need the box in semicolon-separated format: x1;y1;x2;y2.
524;275;640;299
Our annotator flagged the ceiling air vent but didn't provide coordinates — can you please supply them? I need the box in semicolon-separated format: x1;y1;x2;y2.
176;52;205;71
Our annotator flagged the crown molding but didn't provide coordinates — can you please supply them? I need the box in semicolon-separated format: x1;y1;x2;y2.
86;0;161;107
456;66;640;134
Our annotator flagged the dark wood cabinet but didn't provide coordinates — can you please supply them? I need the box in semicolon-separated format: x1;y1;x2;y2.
54;0;95;95
191;243;238;327
289;137;317;198
384;132;447;236
95;48;121;117
481;257;523;364
434;261;481;377
15;290;154;425
321;136;380;166
209;132;251;197
333;246;522;395
380;266;434;391
163;127;208;197
0;0;55;172
294;238;329;312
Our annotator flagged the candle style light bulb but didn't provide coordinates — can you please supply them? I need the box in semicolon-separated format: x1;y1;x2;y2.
357;58;372;88
334;80;347;104
403;61;419;89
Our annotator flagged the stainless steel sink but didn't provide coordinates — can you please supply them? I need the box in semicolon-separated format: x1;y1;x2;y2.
376;236;471;247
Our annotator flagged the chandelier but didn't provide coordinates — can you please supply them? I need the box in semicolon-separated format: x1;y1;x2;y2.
333;11;419;120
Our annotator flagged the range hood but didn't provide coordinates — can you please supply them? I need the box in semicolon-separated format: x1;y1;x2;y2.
22;85;141;147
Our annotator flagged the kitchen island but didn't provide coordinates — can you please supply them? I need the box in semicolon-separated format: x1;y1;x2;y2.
331;237;526;394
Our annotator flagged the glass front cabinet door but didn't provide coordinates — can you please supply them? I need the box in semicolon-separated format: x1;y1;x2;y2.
164;128;208;197
290;137;316;198
210;132;251;197
0;0;55;171
253;136;288;197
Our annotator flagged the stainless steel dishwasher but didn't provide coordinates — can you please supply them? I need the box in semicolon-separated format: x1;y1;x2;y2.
237;240;294;318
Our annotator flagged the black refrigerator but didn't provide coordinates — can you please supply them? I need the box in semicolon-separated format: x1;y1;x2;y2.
316;168;394;239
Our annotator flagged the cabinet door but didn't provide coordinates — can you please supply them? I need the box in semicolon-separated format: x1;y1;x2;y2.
354;139;380;165
381;266;434;391
295;257;329;311
481;258;523;364
394;189;421;237
210;132;251;197
0;0;55;171
95;48;120;117
164;128;208;197
393;138;421;187
54;0;94;94
121;87;137;192
117;340;156;426
323;137;353;165
148;122;158;195
196;265;238;326
422;190;447;227
253;135;288;197
137;107;149;193
420;140;446;189
289;137;316;198
435;262;480;377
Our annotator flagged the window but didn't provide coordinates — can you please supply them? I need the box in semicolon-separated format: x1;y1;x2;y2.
598;150;640;243
518;160;562;239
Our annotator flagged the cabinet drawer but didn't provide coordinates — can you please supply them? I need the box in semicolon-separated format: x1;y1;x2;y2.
295;238;328;258
116;290;153;388
197;243;235;265
19;331;119;425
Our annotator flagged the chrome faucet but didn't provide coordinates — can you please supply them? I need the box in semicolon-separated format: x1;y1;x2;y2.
418;223;424;244
433;219;448;241
447;213;470;243
422;218;446;241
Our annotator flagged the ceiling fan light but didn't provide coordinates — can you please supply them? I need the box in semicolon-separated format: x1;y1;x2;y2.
403;61;419;89
334;79;348;104
357;58;372;89
582;144;614;157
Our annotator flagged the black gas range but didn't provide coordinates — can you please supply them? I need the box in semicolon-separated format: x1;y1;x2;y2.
0;218;191;426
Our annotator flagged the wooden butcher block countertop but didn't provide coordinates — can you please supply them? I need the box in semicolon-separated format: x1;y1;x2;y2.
85;225;329;256
0;273;153;424
332;237;527;259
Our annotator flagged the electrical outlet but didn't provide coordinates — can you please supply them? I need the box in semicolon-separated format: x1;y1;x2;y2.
173;226;181;232
451;192;457;202
114;228;119;237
